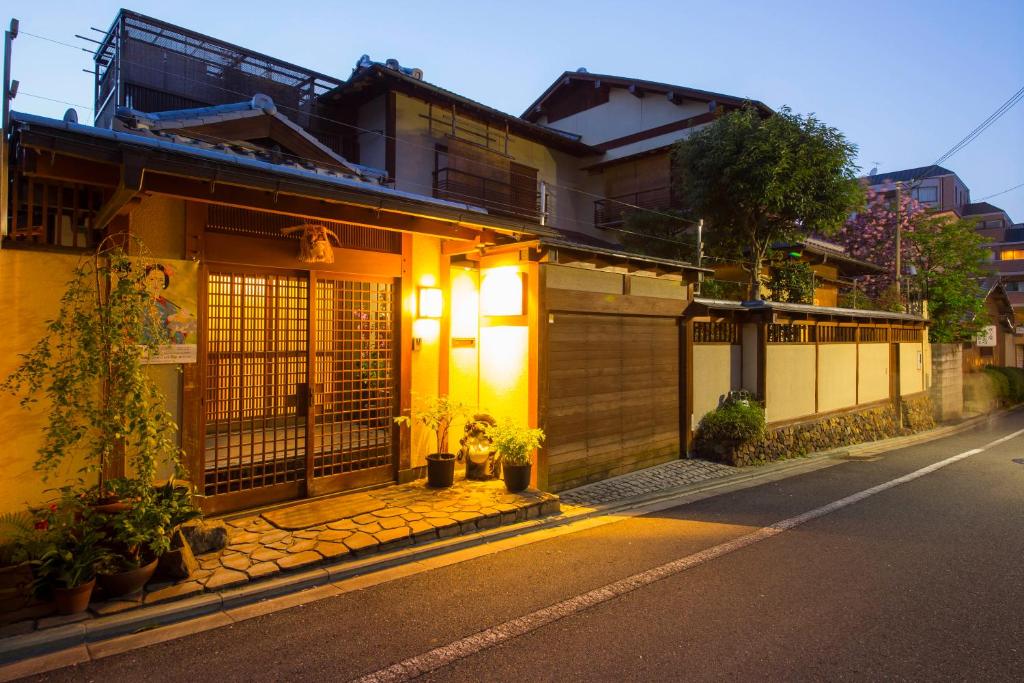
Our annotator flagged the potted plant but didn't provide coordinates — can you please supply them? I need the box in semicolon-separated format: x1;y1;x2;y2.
30;493;110;615
0;511;52;618
487;419;545;493
95;479;175;597
396;396;467;488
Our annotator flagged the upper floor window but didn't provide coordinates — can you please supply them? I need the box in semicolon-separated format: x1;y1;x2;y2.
1001;249;1024;261
985;219;1004;228
911;186;938;204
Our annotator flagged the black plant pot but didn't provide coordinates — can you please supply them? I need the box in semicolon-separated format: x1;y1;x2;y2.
502;463;532;493
426;453;456;488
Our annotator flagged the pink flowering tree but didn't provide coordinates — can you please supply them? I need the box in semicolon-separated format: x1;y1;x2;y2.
834;186;925;302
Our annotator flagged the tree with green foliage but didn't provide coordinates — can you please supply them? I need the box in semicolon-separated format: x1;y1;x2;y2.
671;106;863;300
767;260;815;304
907;213;988;342
618;209;697;263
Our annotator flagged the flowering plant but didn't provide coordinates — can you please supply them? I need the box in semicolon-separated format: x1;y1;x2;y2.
30;489;111;591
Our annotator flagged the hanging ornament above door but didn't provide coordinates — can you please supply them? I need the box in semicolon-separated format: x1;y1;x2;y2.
281;223;340;264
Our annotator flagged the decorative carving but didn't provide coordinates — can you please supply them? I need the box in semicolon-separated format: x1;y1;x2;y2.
281;223;339;263
459;413;499;480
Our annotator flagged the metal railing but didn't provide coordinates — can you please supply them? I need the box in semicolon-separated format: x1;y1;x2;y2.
593;186;675;229
433;167;540;220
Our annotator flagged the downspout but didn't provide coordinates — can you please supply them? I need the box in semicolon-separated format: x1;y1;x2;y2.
1;19;19;245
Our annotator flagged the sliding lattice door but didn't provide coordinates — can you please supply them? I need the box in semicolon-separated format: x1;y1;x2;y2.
202;267;397;512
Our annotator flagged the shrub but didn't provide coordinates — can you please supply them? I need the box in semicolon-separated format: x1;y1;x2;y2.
983;367;1011;403
697;398;766;445
987;366;1024;403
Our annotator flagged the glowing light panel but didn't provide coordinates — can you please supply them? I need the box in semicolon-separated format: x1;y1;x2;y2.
480;267;523;317
418;286;443;319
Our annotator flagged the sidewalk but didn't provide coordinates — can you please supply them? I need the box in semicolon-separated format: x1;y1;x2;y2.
0;478;559;647
0;410;1001;668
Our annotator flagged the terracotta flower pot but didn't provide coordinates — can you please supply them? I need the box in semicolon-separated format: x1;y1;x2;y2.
98;557;158;597
53;578;95;615
425;453;456;488
502;463;532;493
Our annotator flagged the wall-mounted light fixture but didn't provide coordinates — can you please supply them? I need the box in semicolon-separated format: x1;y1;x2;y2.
480;267;524;317
417;286;443;319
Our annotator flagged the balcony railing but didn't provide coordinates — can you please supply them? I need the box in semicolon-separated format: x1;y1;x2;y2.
594;186;675;229
433;167;540;220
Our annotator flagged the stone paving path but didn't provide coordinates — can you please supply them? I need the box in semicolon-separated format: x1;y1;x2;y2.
1;479;559;637
557;458;734;507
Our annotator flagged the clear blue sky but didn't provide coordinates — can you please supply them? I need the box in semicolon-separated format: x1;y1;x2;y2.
7;0;1024;219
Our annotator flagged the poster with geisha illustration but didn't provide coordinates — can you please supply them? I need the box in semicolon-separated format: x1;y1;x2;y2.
138;258;199;364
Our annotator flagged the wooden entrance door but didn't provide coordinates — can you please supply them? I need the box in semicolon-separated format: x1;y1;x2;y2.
201;266;397;513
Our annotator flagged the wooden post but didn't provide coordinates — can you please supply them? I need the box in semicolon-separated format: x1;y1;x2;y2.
682;318;695;454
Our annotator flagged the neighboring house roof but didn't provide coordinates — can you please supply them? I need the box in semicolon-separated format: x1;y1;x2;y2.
114;95;380;181
861;165;956;186
521;70;773;122
10;111;560;238
963;201;1007;217
325;60;601;157
979;276;1015;329
692;298;926;323
773;238;885;276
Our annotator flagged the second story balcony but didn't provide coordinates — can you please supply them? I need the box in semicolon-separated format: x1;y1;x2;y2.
433;167;540;221
594;186;676;229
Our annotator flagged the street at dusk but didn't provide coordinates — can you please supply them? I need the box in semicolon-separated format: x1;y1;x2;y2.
0;2;1022;681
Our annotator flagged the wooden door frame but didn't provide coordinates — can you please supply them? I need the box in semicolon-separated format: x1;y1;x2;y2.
194;263;401;514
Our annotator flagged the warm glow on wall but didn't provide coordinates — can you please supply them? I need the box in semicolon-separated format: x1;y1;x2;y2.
480;267;524;317
418;286;443;319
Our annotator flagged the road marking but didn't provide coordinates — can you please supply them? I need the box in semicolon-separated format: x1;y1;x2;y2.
354;430;1024;683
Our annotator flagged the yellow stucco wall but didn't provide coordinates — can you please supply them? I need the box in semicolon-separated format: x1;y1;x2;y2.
858;343;890;404
766;345;816;422
447;265;480;444
817;344;857;412
0;250;92;513
900;342;925;395
409;234;442;463
477;256;530;428
692;344;741;425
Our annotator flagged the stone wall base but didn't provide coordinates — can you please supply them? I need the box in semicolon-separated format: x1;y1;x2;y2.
697;395;935;467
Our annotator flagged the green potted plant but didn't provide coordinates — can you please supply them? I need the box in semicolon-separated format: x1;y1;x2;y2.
0;511;51;618
487;419;545;493
396;396;468;488
95;479;175;597
30;492;110;615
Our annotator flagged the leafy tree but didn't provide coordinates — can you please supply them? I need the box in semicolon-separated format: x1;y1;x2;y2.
671;106;863;300
907;213;988;342
834;186;924;300
617;209;696;263
767;260;815;304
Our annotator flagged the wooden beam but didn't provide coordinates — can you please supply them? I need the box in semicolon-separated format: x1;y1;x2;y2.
545;288;685;317
629;84;644;98
141;172;486;241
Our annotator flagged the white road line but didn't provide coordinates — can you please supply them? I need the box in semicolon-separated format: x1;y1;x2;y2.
354;431;1024;683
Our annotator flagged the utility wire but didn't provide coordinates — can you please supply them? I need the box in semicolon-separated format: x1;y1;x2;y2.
907;85;1024;188
977;181;1024;202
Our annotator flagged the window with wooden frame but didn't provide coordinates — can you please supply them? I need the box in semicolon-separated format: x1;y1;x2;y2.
4;176;105;249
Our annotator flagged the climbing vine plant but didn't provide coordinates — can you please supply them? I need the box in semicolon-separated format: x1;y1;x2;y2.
1;237;184;491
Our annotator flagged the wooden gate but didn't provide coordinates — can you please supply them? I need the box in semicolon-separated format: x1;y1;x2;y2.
201;266;397;513
545;313;681;492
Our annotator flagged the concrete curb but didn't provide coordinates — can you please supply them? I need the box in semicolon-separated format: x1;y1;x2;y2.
0;408;1008;669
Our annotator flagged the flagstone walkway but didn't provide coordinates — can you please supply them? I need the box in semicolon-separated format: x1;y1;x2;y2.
1;478;559;636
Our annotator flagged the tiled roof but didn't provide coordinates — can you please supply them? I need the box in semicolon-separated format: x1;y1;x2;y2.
862;165;956;186
522;71;773;122
963;201;1006;216
114;95;381;182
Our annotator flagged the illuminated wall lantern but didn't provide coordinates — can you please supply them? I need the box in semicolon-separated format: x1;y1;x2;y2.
417;286;443;319
480;267;524;317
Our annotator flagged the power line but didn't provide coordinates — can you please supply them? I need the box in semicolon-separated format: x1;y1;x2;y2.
908;84;1024;188
978;181;1024;202
15;29;700;227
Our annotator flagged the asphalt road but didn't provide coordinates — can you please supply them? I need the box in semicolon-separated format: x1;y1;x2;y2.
18;412;1024;682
